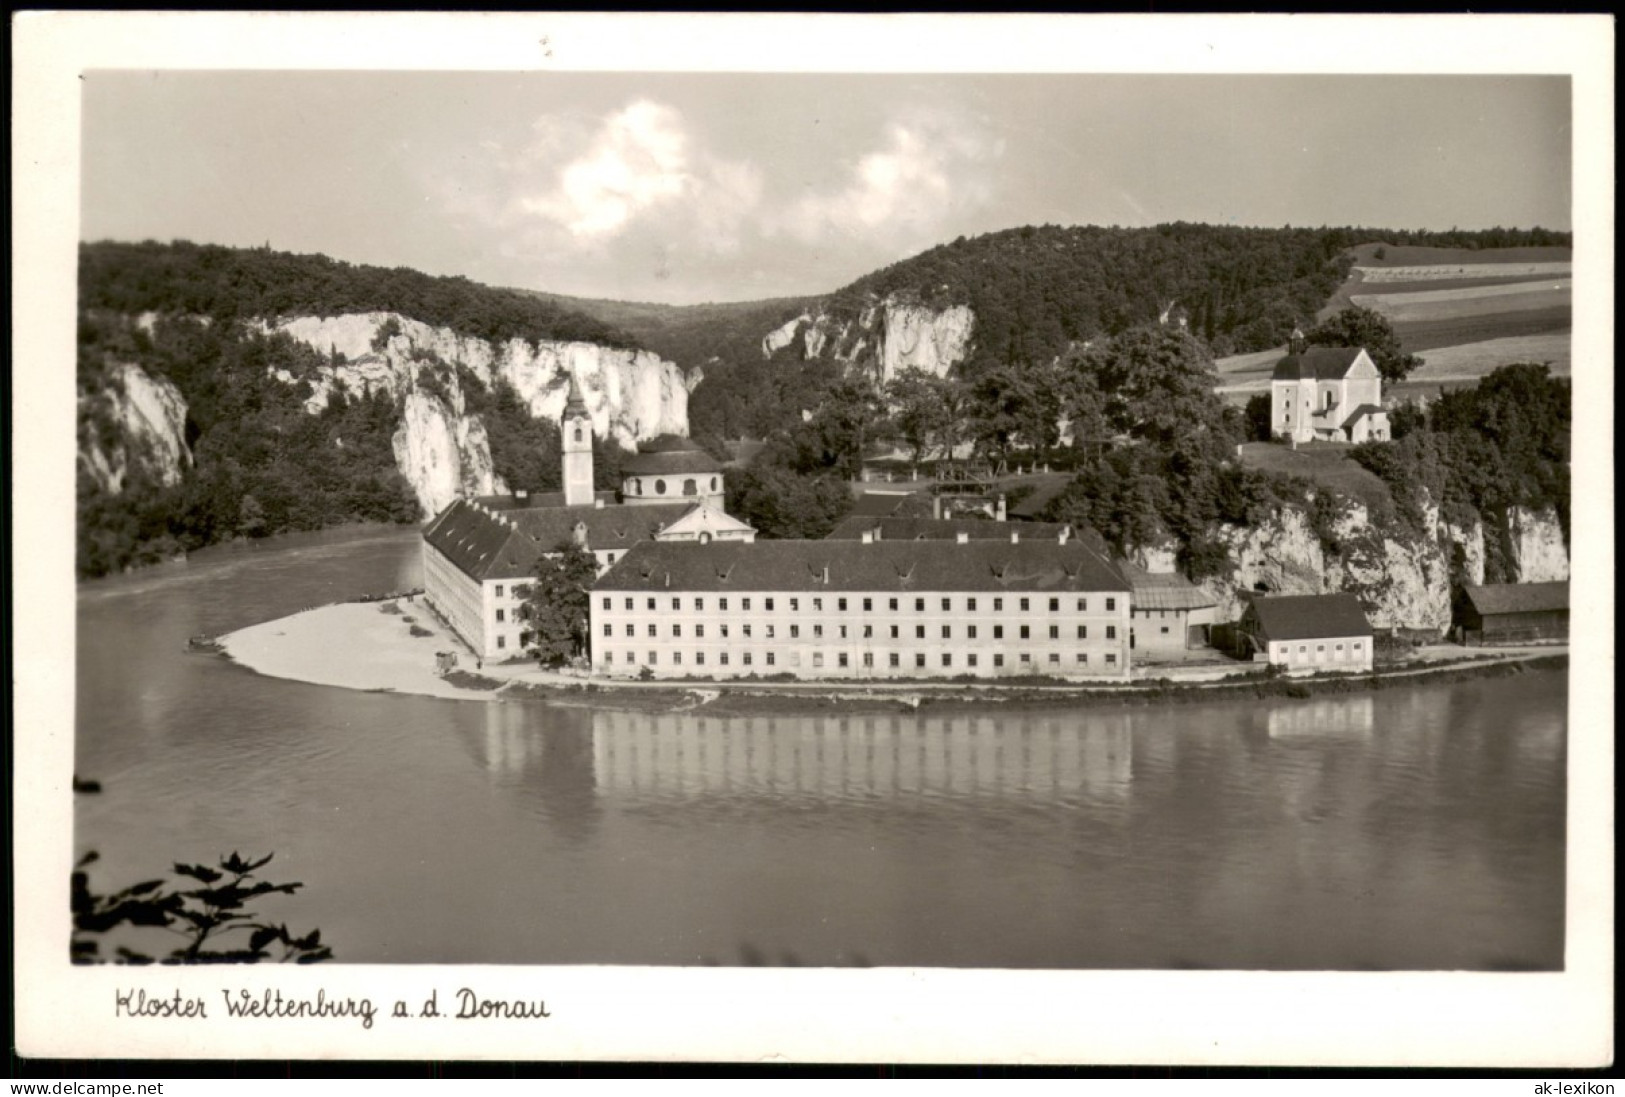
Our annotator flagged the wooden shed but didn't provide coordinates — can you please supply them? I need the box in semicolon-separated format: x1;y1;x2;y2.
1456;582;1569;645
1239;593;1374;672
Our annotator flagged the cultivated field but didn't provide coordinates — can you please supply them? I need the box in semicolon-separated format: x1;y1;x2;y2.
1409;334;1571;383
1353;262;1571;284
1344;243;1572;267
1392;307;1571;353
1358;281;1570;324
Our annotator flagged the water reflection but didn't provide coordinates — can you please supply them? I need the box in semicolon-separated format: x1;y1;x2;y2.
588;710;1135;807
472;704;602;842
1267;696;1375;741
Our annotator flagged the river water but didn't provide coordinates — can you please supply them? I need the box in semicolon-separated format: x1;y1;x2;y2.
74;527;1566;969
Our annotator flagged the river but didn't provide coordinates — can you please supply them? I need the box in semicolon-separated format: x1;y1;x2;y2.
74;526;1566;969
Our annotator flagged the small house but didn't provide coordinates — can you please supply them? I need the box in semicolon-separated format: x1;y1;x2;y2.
1240;593;1374;672
1271;336;1391;445
1120;563;1218;657
1456;582;1568;645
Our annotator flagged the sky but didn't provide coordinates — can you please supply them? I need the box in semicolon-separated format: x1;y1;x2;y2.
80;71;1572;306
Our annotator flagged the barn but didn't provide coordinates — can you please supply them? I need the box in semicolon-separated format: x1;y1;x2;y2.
1239;592;1375;673
1456;582;1569;645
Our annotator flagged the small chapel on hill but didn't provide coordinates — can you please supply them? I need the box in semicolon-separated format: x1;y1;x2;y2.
421;376;755;659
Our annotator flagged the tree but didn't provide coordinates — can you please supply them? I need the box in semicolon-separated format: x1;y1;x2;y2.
72;850;332;964
884;367;951;466
1306;305;1420;383
969;361;1062;460
521;539;599;665
1076;326;1227;447
1244;392;1273;442
725;465;853;540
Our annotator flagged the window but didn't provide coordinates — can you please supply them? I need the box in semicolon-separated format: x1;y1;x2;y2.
967;598;977;612
1353;642;1364;652
672;597;681;611
766;625;776;638
695;598;704;611
1020;653;1031;664
625;598;634;610
994;625;1004;640
603;623;612;637
673;653;682;665
672;624;681;637
839;598;848;611
863;598;872;612
1299;645;1307;655
1336;643;1344;651
994;654;1005;668
743;653;753;666
941;625;952;639
994;598;1003;611
889;598;899;611
766;598;775;611
647;624;657;637
1106;626;1117;639
812;598;821;611
1049;653;1060;665
813;653;824;668
1049;626;1059;640
1020;598;1030;612
968;625;977;639
941;654;953;667
889;653;900;668
1077;598;1087;612
838;653;849;668
1077;625;1088;639
765;652;775;666
720;598;729;611
790;625;800;638
695;653;705;666
743;598;752;611
720;624;729;638
862;653;873;667
1318;645;1326;653
915;598;925;612
684;478;697;496
863;625;873;638
1106;654;1117;665
915;653;926;668
814;625;824;639
625;624;633;637
695;624;704;638
743;625;752;638
655;478;667;494
495;609;505;622
711;477;719;492
647;598;656;610
1076;653;1088;664
601;597;610;610
1049;598;1059;612
495;585;504;598
916;625;926;639
839;625;848;639
649;652;657;664
496;636;506;649
1161;627;1170;635
967;654;978;668
606;553;616;564
890;625;900;639
720;653;729;666
941;598;952;611
790;598;799;611
1106;598;1116;612
1020;626;1030;640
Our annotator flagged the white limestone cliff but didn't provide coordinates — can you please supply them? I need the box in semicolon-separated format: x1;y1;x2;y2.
78;362;192;494
764;294;976;383
391;392;506;518
1507;506;1569;582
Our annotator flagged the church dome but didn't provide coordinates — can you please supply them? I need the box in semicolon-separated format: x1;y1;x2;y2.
622;435;723;476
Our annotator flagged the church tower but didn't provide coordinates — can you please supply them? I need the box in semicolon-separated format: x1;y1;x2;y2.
561;374;594;508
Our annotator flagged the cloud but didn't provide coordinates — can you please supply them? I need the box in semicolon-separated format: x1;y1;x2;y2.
777;110;1002;245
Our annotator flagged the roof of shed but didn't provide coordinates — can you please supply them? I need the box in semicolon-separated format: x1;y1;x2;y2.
1118;562;1217;611
1462;581;1569;616
1245;592;1373;640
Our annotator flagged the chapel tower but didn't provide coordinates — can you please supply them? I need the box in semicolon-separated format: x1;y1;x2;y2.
561;374;595;507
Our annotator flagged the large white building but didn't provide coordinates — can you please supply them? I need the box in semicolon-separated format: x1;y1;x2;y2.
590;532;1134;681
421;376;754;660
1271;336;1391;444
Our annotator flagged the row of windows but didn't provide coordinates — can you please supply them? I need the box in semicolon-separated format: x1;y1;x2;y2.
602;650;1119;669
603;621;1119;641
1274;641;1365;656
599;595;1120;614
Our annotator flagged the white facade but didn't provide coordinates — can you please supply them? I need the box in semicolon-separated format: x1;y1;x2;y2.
592;589;1132;681
1259;634;1373;673
1272;349;1389;443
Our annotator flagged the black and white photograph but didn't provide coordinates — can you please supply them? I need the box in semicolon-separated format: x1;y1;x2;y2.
13;12;1613;1066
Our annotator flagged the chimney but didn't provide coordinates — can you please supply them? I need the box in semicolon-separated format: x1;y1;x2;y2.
515;489;529;502
822;565;830;584
956;531;969;544
1058;526;1071;545
995;494;1007;522
595;497;606;509
1010;530;1020;544
861;530;874;544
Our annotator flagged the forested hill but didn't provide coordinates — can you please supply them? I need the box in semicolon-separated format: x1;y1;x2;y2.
81;240;642;351
823;222;1575;366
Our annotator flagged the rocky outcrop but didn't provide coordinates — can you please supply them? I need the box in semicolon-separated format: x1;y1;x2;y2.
391;392;504;518
78;362;192;494
1507;506;1569;582
764;294;976;384
260;311;694;518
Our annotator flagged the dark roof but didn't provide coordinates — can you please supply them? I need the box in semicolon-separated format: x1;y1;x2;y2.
1245;593;1372;640
423;498;696;581
1462;581;1569;617
623;435;723;476
475;491;616;511
850;491;918;518
826;516;1072;543
594;538;1132;595
1272;346;1368;382
1118;562;1217;611
563;374;589;419
1344;404;1387;425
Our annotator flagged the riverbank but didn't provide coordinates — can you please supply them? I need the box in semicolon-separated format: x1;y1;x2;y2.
216;598;1569;715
